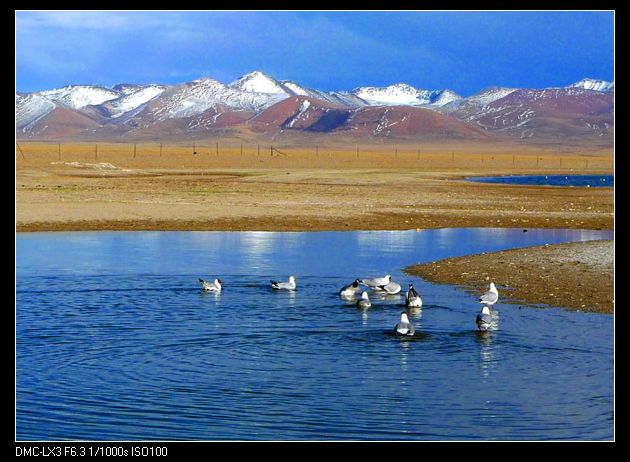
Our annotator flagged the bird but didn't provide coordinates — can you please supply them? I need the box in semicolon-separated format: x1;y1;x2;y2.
339;279;361;298
356;291;371;309
476;305;493;331
479;282;499;306
394;312;415;336
359;274;391;289
405;283;422;308
377;281;402;295
199;278;222;292
271;275;296;290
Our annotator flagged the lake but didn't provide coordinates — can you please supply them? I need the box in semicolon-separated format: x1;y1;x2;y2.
467;174;614;187
15;229;614;441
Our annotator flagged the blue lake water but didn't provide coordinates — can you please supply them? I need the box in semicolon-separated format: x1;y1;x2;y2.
467;174;614;187
15;229;614;441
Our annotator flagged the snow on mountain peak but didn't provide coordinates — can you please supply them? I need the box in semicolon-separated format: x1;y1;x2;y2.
353;84;460;107
466;87;517;106
39;85;120;109
106;85;167;118
229;71;289;95
568;78;614;93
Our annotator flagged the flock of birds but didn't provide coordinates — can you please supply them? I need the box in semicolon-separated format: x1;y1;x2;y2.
198;275;499;336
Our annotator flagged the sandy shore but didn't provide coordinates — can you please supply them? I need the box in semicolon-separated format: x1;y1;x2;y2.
15;144;613;232
405;239;614;313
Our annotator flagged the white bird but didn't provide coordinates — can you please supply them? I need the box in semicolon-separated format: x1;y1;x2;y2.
356;291;371;309
479;282;499;306
199;278;223;292
359;274;391;289
476;305;493;331
339;279;361;297
405;283;422;308
394;312;415;336
377;281;402;294
271;276;296;290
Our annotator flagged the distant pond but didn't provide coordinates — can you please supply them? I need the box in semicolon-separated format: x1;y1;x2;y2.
467;174;613;187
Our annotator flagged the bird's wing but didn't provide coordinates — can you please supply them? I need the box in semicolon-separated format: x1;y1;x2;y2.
479;291;498;303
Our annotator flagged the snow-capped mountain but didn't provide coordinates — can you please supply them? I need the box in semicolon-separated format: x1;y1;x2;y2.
39;85;121;109
462;87;517;106
229;71;290;95
568;78;614;93
352;83;461;107
103;84;167;118
143;77;285;121
228;71;362;107
16;93;57;129
15;72;614;142
447;87;613;140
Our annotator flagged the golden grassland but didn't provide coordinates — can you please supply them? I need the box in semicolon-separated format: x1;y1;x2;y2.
16;141;613;232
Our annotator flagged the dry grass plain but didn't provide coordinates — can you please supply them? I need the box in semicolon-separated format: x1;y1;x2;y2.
16;141;613;232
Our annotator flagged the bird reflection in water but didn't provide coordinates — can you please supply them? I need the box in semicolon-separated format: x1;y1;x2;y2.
475;310;499;380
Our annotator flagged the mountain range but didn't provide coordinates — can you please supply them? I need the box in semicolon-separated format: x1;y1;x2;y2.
15;71;614;144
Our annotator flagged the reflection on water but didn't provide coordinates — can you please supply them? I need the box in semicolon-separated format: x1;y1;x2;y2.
16;229;613;441
476;330;497;380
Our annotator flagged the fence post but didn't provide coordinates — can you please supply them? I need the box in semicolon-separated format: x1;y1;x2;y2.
16;142;25;160
58;143;61;160
257;144;260;156
216;142;219;156
316;145;318;157
134;143;137;159
356;145;359;158
95;143;98;160
240;143;243;156
160;143;162;157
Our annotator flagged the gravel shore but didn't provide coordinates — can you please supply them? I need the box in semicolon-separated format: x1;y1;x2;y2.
405;239;614;313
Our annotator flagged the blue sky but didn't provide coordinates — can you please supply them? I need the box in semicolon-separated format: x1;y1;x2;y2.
15;11;614;96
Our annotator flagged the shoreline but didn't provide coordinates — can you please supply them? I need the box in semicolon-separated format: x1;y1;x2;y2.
404;239;614;314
